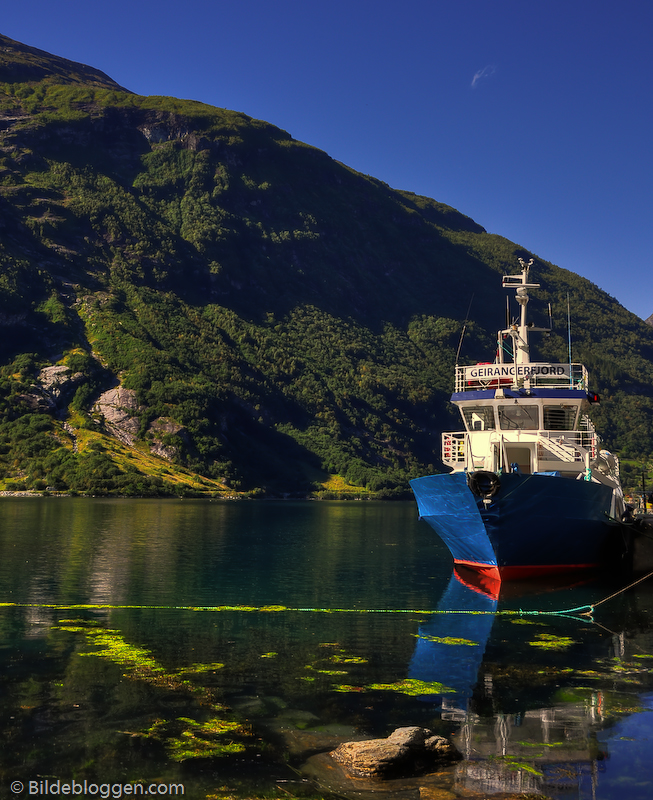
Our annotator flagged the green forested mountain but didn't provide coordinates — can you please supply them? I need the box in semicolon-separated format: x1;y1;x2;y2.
1;32;652;497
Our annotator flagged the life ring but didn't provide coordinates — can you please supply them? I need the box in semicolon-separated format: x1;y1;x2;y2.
467;470;501;499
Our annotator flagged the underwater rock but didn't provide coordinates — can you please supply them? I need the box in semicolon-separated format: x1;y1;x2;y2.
228;695;269;717
270;725;363;761
275;707;321;728
301;749;458;799
331;726;459;778
258;709;361;760
304;747;547;800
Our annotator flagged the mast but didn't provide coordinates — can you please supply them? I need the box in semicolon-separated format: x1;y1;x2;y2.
500;258;543;366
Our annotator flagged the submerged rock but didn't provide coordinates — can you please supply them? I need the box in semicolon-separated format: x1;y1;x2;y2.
304;741;548;800
301;749;457;800
331;726;459;778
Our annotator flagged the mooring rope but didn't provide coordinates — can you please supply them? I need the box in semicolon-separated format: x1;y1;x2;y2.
579;568;653;616
1;569;652;620
0;602;529;616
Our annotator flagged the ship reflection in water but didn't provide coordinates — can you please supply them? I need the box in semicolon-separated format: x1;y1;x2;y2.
409;567;653;799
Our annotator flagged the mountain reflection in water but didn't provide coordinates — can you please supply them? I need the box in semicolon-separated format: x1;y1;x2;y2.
0;498;651;799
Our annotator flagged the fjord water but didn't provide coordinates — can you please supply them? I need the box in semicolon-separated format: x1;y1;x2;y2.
0;498;652;799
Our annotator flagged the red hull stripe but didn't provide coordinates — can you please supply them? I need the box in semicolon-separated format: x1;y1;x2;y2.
499;563;600;580
453;565;502;601
454;560;501;581
454;559;600;581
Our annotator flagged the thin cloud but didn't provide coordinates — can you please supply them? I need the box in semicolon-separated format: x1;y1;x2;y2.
471;65;496;88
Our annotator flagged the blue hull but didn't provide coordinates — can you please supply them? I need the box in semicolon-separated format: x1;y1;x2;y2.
410;472;622;578
408;570;497;704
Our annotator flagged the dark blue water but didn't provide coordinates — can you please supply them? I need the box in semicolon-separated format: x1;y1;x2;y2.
0;498;652;799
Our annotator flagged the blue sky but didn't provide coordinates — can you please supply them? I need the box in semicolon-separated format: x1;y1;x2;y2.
4;0;653;320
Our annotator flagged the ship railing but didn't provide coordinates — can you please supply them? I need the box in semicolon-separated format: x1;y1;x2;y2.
455;362;589;393
537;430;598;463
442;431;492;471
442;432;467;467
443;429;599;470
579;413;596;433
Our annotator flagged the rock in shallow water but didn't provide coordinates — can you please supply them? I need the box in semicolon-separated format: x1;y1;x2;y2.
301;750;457;800
303;748;550;800
331;726;459;778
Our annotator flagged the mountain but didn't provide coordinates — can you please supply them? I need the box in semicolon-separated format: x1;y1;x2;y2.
1;33;652;497
0;33;129;90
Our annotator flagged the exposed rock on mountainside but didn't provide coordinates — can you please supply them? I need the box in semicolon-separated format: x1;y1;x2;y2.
147;417;185;460
94;387;142;446
38;365;85;404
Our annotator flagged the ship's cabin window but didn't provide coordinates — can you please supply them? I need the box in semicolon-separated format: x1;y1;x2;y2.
498;404;539;430
543;405;578;431
461;406;496;431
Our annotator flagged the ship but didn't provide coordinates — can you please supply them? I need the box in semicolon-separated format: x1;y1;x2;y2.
410;259;629;587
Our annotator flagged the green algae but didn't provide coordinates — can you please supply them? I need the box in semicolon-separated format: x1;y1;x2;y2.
54;625;167;674
54;622;225;681
328;653;368;664
49;619;255;763
412;633;479;646
490;755;544;777
260;652;278;658
516;740;568;748
527;633;575;651
305;666;348;675
536;667;574;675
585;656;653;683
176;662;225;674
366;678;456;695
332;678;456;695
330;684;367;693
552;686;647;716
140;716;249;762
300;644;367;680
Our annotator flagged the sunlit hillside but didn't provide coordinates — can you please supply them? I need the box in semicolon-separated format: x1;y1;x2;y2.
1;32;652;496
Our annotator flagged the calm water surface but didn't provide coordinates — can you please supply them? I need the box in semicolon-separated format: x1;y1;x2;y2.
0;498;652;799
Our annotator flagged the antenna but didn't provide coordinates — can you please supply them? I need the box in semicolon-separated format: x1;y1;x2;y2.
567;292;573;386
455;324;466;367
455;294;475;366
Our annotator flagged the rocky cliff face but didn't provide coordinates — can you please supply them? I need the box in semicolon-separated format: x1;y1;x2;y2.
93;388;185;460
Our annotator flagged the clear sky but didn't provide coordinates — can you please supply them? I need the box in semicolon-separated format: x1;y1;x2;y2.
4;0;652;320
